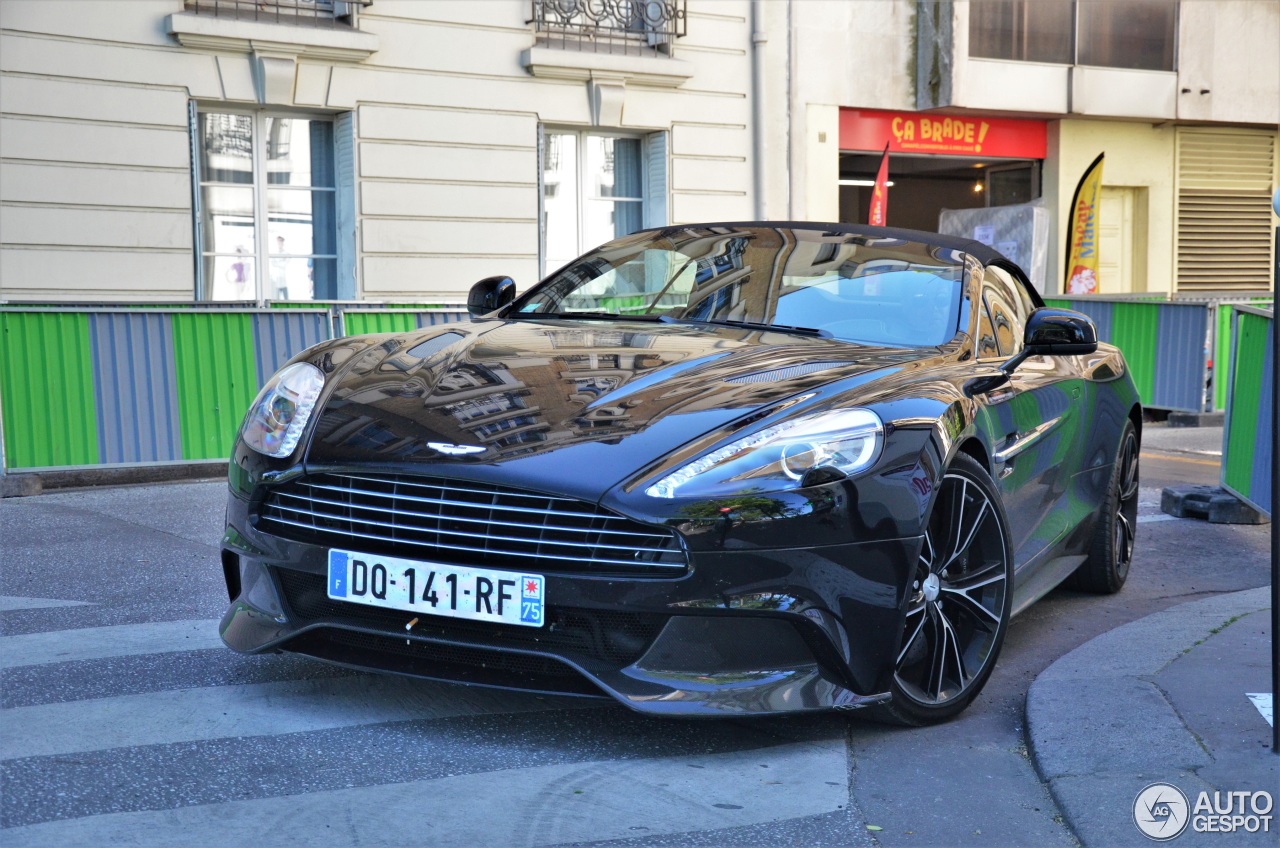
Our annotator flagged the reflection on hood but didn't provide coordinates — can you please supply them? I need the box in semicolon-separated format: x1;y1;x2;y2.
304;320;927;496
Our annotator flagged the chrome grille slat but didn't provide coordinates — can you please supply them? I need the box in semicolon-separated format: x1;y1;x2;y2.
258;473;688;575
298;481;631;522
342;474;583;504
272;491;670;540
268;502;674;555
263;515;680;568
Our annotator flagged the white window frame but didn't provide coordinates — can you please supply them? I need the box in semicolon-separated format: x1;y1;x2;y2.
192;106;348;303
538;127;668;277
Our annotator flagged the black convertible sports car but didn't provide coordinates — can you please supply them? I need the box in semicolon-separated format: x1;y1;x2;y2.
219;223;1140;724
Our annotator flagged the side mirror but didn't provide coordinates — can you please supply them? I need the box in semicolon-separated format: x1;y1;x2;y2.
964;308;1097;397
1023;307;1098;355
468;276;516;318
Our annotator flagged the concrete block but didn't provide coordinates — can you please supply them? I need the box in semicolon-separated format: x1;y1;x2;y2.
1160;485;1269;524
0;474;43;498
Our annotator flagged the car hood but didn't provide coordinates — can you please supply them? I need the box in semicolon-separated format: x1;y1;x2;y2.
304;318;932;501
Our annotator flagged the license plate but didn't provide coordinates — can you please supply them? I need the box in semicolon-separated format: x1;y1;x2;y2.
326;548;545;628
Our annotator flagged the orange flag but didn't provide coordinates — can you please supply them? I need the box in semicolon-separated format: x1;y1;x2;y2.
868;143;890;226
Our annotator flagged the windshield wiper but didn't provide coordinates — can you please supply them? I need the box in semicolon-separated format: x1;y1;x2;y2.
526;311;665;322
659;315;832;338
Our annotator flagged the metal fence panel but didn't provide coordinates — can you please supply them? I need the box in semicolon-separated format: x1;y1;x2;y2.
1213;296;1274;410
0;307;346;471
252;310;331;386
339;308;468;337
171;312;259;462
88;312;182;464
1151;302;1208;411
0;311;99;468
1221;306;1272;517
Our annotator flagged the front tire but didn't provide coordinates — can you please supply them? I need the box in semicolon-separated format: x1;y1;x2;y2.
870;453;1014;726
1068;420;1138;594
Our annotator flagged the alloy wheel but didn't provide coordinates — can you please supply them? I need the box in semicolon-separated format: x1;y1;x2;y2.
1113;429;1139;582
894;471;1009;707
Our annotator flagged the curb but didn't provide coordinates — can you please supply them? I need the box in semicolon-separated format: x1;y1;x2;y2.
0;462;228;497
1026;587;1272;847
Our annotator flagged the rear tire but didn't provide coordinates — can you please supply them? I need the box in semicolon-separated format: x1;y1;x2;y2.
868;453;1014;726
1068;420;1138;594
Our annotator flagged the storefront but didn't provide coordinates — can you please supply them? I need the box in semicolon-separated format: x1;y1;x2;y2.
838;109;1049;232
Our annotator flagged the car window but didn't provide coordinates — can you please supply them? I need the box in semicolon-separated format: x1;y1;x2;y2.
552;249;696;315
986;265;1036;329
984;288;1021;357
515;227;967;347
976;297;1000;359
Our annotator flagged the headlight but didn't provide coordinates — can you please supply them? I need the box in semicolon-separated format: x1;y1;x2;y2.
645;408;884;499
240;362;325;458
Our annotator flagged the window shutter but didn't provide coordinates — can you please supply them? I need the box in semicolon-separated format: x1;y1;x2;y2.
188;101;204;301
643;131;669;229
334;111;357;300
1175;128;1277;293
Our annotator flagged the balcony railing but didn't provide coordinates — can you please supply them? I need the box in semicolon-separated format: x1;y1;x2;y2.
531;0;687;56
182;0;369;28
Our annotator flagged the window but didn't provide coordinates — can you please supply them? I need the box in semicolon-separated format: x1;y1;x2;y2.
194;109;354;301
540;130;667;276
969;0;1177;71
982;266;1034;357
983;289;1020;356
975;300;1001;359
518;227;965;348
969;0;1074;64
1077;0;1177;72
530;0;687;57
987;266;1037;325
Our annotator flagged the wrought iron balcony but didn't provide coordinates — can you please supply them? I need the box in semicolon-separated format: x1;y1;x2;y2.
182;0;370;28
531;0;687;56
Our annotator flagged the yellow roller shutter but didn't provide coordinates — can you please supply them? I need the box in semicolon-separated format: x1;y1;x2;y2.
1175;128;1277;293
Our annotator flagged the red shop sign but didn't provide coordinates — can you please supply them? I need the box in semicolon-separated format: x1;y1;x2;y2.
839;109;1047;159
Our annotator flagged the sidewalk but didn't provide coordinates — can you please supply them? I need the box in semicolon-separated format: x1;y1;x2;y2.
1027;588;1276;846
1142;422;1224;458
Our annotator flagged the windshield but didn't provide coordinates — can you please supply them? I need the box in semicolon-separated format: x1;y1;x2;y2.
513;226;966;347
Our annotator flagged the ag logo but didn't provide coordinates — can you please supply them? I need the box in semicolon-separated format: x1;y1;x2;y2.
1134;783;1190;841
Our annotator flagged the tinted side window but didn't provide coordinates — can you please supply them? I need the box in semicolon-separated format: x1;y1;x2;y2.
984;288;1021;357
976;297;1000;359
987;265;1036;329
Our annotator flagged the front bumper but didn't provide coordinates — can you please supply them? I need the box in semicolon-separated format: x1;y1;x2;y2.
221;490;918;716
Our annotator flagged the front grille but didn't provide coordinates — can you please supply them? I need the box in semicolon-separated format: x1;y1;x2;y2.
276;567;668;668
257;472;687;575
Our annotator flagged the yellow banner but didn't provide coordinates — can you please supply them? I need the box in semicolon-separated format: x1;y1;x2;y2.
1065;153;1104;294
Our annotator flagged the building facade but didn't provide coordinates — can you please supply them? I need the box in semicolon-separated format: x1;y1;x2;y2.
2;0;1277;304
788;0;1279;296
1;0;759;303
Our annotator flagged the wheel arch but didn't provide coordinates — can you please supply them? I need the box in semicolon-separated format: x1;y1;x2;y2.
1128;404;1143;450
954;437;992;477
